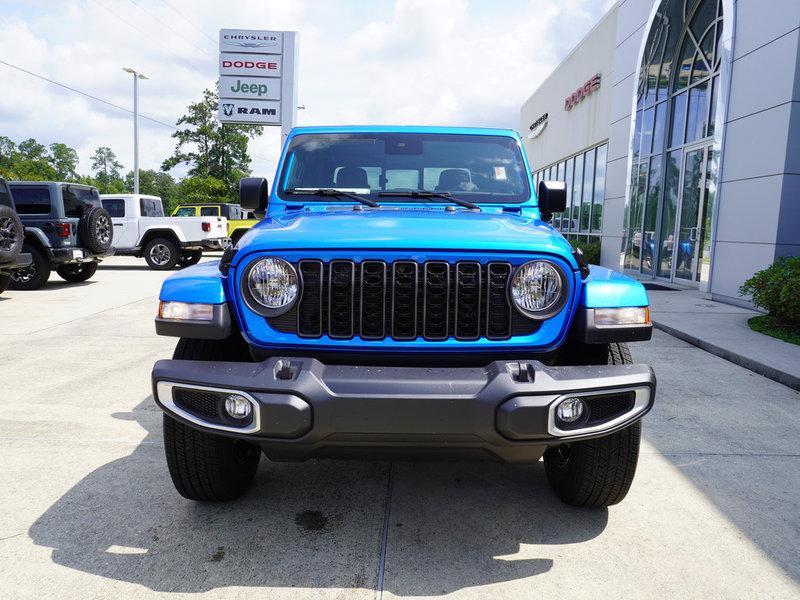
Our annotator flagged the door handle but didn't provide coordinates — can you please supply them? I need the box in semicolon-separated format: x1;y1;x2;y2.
113;223;123;226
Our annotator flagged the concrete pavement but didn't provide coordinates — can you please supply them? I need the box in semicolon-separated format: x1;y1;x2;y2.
648;288;800;391
1;257;798;599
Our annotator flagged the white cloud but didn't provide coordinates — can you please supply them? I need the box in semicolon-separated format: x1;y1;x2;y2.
0;0;608;184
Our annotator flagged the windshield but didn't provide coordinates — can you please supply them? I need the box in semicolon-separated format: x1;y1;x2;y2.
278;133;531;203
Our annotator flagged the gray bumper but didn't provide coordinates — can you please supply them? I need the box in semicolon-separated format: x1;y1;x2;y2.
152;357;656;463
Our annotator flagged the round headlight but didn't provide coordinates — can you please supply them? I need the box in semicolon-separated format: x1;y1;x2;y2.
510;260;565;317
247;258;298;311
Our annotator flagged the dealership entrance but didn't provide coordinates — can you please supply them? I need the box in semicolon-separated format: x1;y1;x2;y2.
622;0;724;290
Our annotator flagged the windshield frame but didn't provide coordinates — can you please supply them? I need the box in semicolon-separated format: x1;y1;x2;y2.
275;131;533;205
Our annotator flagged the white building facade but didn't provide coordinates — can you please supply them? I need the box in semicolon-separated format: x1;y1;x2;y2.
521;0;800;305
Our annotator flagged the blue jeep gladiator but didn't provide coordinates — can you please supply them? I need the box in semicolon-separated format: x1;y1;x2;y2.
152;126;655;508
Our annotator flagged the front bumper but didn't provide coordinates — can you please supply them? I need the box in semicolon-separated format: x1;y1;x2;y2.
152;357;656;463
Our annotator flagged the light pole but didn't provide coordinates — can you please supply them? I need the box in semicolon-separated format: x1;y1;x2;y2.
122;67;148;194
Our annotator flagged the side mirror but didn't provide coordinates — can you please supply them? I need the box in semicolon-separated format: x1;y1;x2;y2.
239;177;269;214
538;180;567;222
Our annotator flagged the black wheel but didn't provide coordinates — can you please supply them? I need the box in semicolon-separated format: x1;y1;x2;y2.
544;343;642;507
144;238;179;270
163;337;259;501
176;250;202;268
9;243;50;290
0;205;24;263
0;273;10;294
56;261;98;283
78;207;113;254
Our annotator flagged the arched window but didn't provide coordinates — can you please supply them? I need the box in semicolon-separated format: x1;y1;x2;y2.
623;0;723;286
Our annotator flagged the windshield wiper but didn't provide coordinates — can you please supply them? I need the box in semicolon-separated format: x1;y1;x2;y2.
284;188;379;208
377;190;480;211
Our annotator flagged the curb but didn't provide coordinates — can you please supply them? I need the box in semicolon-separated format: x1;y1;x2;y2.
652;320;800;392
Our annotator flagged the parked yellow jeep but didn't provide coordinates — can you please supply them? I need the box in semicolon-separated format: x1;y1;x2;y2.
171;203;258;246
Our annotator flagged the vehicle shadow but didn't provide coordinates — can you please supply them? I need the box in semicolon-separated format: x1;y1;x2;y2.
28;397;607;595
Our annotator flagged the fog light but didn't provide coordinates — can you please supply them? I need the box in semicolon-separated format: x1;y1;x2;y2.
224;394;252;420
556;398;585;423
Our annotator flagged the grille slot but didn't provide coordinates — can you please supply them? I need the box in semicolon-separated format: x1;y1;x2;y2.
360;261;387;339
391;261;418;340
455;262;482;340
486;262;512;339
298;260;323;337
328;260;355;338
267;259;544;342
423;262;450;340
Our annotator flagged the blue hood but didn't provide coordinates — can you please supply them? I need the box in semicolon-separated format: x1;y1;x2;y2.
233;208;576;267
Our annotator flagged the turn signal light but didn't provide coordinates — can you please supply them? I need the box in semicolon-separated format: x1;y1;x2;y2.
202;222;211;232
594;307;650;326
158;301;214;321
55;223;71;238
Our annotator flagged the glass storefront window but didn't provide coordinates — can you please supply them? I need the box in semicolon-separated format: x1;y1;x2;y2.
592;145;607;231
564;158;574;231
657;150;682;277
670;91;687;148
641;156;662;275
686;79;709;143
570;154;583;232
581;149;595;231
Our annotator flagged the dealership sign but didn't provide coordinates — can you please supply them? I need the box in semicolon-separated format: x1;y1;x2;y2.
218;28;298;135
527;112;548;139
564;74;601;111
219;75;280;100
219;52;282;77
219;99;281;124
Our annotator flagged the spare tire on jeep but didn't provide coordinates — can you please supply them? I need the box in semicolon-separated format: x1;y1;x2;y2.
78;207;113;254
0;204;24;263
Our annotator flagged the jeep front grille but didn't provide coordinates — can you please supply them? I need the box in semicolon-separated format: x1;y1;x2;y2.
267;259;540;341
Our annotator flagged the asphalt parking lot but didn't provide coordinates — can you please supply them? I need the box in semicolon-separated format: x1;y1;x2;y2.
1;256;799;599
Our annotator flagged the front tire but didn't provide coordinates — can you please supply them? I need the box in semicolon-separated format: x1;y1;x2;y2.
544;342;642;507
9;243;50;290
56;261;98;283
162;337;260;501
144;238;179;270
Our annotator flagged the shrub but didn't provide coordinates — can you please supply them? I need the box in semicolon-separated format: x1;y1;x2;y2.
739;257;800;326
576;237;602;265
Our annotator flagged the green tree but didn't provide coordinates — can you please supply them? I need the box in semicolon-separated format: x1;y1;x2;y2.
91;146;124;192
162;86;262;198
125;169;177;207
0;136;17;178
175;175;229;207
12;138;57;180
49;143;80;180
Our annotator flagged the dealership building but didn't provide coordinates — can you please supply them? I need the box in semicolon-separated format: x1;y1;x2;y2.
520;0;799;305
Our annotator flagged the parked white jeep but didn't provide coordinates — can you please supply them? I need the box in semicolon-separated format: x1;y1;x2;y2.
100;194;229;270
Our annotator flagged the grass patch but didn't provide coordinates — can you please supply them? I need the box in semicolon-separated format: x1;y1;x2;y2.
748;315;800;346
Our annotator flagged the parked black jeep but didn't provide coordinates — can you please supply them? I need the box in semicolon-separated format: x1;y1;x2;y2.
8;182;114;290
0;178;32;295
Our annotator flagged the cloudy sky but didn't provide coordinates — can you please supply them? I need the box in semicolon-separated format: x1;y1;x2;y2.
0;0;612;181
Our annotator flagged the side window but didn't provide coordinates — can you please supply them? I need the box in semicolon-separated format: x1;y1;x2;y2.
11;186;51;215
174;207;196;217
62;187;98;217
140;198;165;217
200;206;219;216
101;198;125;218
